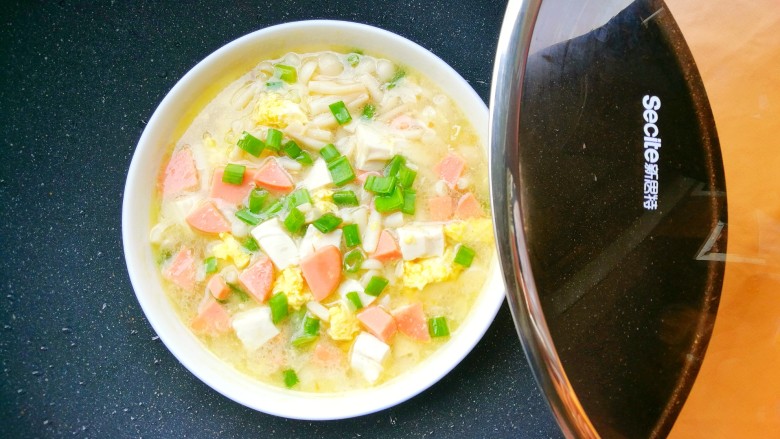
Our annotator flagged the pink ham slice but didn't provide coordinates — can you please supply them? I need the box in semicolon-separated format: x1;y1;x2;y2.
186;201;231;234
300;245;342;301
161;147;199;198
210;167;256;205
392;303;430;342
357;306;397;343
372;230;402;262
427;195;454;221
238;257;275;303
163;247;196;291
433;153;466;188
191;298;231;334
254;158;294;193
454;192;484;219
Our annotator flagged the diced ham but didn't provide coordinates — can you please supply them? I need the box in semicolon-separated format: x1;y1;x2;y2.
161;147;199;198
300;245;342;301
455;192;484;219
312;341;344;367
163;247;196;291
372;230;401;262
427;195;454;221
390;114;418;130
357;306;397;343
433;153;466;188
238;257;275;303
190;298;231;334
210;167;256;205
254;158;294;193
206;275;230;300
186;201;231;234
392;303;430;342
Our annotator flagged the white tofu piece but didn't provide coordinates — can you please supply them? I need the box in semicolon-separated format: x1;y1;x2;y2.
383;212;404;228
363;209;382;253
231;307;280;351
341;206;368;237
306;301;330;322
299;225;343;259
300;158;332;191
337;279;376;308
354;124;394;171
350;332;391;383
397;224;445;260
251;218;299;269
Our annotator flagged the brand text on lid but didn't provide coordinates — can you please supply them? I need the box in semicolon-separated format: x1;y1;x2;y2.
642;95;661;210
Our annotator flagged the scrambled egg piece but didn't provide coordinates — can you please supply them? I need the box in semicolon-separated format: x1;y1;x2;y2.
252;93;307;128
402;250;461;290
212;233;250;268
271;267;311;310
444;218;494;245
327;305;360;341
201;132;232;169
311;189;337;214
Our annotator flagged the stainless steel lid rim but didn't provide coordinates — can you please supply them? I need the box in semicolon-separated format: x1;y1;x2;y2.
489;0;600;438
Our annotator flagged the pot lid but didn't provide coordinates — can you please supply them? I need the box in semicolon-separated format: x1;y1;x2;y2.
489;0;778;437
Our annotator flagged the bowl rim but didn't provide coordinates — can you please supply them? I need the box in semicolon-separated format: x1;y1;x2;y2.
122;19;504;420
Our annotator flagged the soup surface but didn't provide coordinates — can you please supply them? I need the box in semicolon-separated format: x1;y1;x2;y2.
151;50;494;392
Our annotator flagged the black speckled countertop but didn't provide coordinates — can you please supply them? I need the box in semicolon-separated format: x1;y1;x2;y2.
0;1;562;437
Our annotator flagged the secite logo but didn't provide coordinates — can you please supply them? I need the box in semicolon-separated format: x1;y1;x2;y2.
642;95;662;210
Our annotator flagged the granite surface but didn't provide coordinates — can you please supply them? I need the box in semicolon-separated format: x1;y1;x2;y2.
0;1;563;437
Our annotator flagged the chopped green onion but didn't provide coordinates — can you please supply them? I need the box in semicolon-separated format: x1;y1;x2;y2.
291;314;320;347
286;188;312;208
204;256;218;274
374;185;404;213
275;64;298;83
319;144;340;163
329;100;352;125
291;335;317;347
227;283;250;302
312;213;342;234
327;156;356;187
386;69;406;89
284;207;306;234
249;188;269;214
237;131;265;157
342;223;361;247
296;150;314;166
343;248;365;273
364;276;389;296
242;237;260;252
347;53;360;67
363;175;396;195
269;293;289;324
265;128;283;151
262;199;284;217
361;103;376;119
384;155;405;177
401;189;416;215
397;165;417;188
235;208;261;225
282;140;302;159
346;291;363;310
303;315;320;336
265;80;283;90
428;316;450;337
222;163;246;185
283;369;299;388
454;245;476;267
333;190;359;207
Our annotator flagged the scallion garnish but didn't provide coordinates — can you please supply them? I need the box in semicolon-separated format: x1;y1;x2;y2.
265;80;283;90
249;188;269;214
346;291;363;310
343;248;365;273
333;190;359;207
275;64;298;84
361;103;376;119
227;283;250;302
222;163;246;185
204;256;218;274
312;213;342;234
384;155;405;177
265;128;283;151
296;150;314;166
269;293;289;324
342;224;361;248
386;69;406;89
374;185;404;213
283;207;306;234
235;208;261;225
363;175;396;195
401;189;416;215
283;369;299;388
329;100;352;125
286;188;312;208
364;276;389;296
347;53;360;67
397;165;417;188
428;316;450;337
237;131;265;157
302;315;320;336
319;144;340;163
242;237;260;252
282;140;302;159
327;156;356;187
454;245;476;267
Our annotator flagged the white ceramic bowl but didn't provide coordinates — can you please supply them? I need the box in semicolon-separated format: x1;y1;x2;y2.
122;20;504;420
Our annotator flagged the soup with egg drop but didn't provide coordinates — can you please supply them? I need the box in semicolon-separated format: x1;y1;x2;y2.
151;49;494;392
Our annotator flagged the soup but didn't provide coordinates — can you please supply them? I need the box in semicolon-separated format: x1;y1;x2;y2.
151;49;494;392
